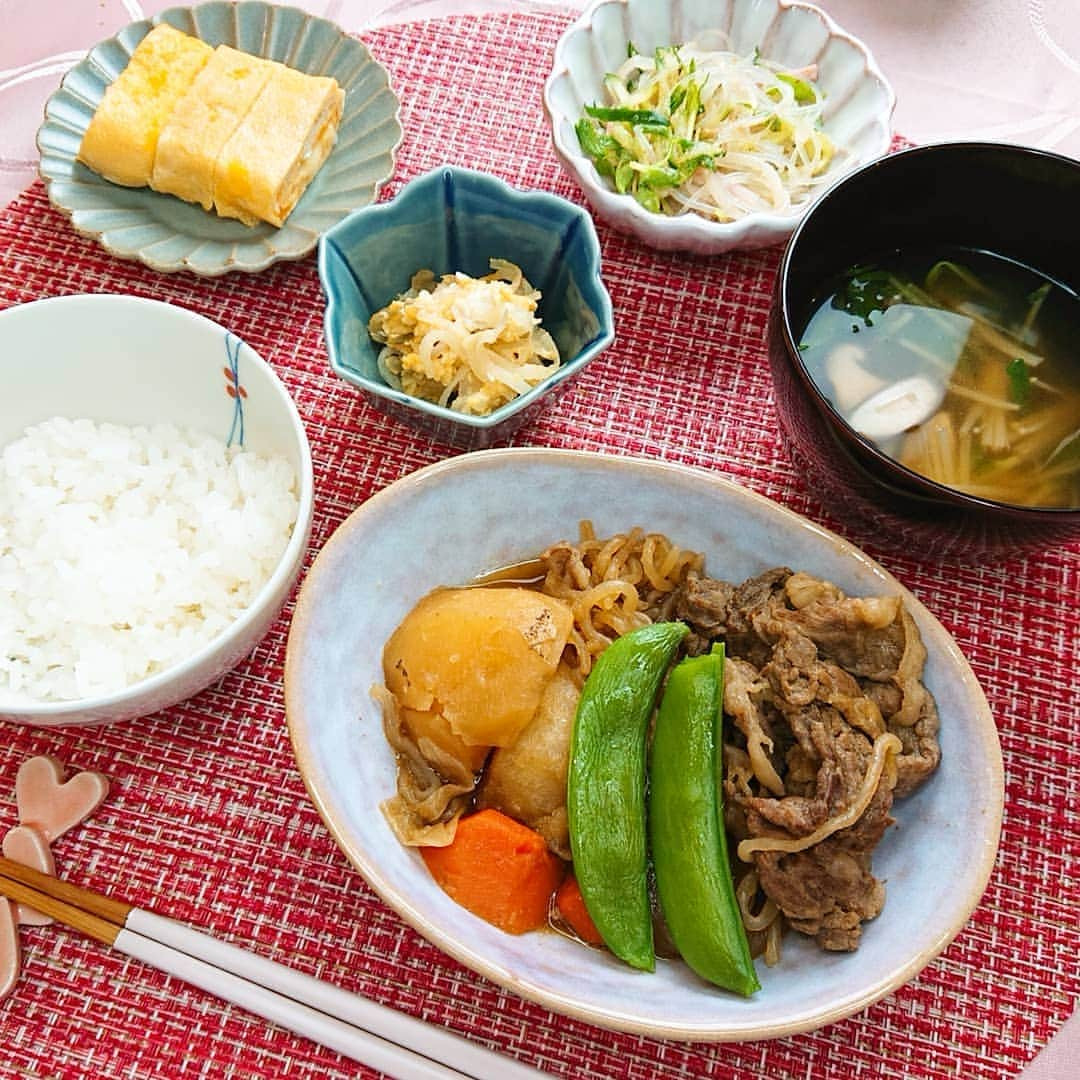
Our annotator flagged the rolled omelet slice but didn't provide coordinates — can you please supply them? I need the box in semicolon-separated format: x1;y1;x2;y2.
212;65;344;227
150;45;279;211
77;24;213;188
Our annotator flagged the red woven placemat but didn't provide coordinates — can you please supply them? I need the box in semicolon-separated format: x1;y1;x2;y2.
0;10;1076;1079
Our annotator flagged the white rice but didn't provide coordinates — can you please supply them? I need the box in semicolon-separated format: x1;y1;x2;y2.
0;417;299;704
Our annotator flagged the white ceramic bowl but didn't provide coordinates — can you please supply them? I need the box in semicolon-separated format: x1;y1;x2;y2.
544;0;895;254
284;449;1002;1041
0;294;314;726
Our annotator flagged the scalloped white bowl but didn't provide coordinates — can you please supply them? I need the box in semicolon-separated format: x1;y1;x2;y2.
36;2;401;275
544;0;895;254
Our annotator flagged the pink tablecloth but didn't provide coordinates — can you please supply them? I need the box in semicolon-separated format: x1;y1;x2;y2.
0;8;1076;1079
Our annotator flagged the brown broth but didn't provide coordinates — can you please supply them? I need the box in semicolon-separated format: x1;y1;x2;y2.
467;557;547;588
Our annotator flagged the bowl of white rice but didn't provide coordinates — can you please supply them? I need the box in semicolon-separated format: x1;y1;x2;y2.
0;294;314;726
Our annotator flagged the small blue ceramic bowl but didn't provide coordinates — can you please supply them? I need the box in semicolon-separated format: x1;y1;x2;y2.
318;166;615;448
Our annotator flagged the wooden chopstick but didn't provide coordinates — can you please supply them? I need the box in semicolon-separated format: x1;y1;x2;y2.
0;856;546;1080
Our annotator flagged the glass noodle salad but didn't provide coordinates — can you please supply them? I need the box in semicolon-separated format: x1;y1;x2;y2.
575;40;837;222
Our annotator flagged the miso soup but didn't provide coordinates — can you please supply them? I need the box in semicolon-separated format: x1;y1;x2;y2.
799;250;1080;509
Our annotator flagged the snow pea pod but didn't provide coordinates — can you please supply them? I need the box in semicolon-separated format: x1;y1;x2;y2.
649;646;760;996
567;621;688;971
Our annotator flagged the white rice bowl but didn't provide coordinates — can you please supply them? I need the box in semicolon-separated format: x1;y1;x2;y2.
1;418;299;703
0;293;313;727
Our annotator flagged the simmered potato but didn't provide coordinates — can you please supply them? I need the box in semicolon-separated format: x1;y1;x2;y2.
475;662;580;859
382;587;573;750
396;704;490;776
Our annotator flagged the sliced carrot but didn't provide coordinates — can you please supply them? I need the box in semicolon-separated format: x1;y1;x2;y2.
420;809;565;935
556;873;605;947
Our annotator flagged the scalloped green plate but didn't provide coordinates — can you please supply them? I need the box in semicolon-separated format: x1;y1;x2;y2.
36;1;401;276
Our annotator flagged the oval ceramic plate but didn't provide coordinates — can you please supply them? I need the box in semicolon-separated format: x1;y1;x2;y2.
36;2;401;275
284;449;1003;1041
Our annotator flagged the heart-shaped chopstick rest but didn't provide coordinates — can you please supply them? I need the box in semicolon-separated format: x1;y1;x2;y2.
0;900;19;1001
2;827;55;927
15;756;109;844
0;755;112;1001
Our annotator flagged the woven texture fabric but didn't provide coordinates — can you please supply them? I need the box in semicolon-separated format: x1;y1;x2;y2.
0;10;1076;1078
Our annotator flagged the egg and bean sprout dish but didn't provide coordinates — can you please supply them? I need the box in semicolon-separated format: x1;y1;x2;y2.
368;259;561;416
375;523;941;994
575;42;837;221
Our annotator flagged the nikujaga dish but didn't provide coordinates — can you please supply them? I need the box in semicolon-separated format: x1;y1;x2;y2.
284;449;1002;1039
376;522;940;992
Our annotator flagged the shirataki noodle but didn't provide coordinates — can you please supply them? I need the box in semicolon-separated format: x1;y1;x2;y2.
538;521;703;680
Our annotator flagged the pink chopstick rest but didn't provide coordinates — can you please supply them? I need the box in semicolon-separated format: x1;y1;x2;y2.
2;826;55;926
0;755;111;1000
15;756;109;843
0;900;19;1001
